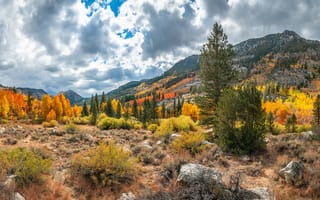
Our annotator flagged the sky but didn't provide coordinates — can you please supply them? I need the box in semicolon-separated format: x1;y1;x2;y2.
0;0;319;97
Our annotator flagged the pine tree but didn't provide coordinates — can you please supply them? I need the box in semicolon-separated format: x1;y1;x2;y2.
94;93;99;112
214;83;266;154
124;103;129;119
100;91;106;112
105;98;114;117
81;101;89;117
198;22;235;124
177;97;181;116
133;98;138;118
116;101;121;119
90;98;98;125
161;101;166;118
285;114;297;133
173;98;176;117
90;95;94;114
313;94;320;128
151;93;157;120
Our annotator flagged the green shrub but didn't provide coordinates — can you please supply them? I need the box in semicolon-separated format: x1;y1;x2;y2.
71;141;136;187
155;116;198;139
42;120;58;128
0;148;52;186
147;124;158;133
65;123;79;134
97;117;132;130
72;116;91;125
171;132;206;155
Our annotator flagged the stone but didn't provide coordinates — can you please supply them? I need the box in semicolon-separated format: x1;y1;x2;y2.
301;131;314;140
201;140;214;145
279;161;304;186
80;133;94;142
177;163;222;185
118;192;135;200
246;187;272;200
0;127;5;134
169;133;181;141
14;192;25;200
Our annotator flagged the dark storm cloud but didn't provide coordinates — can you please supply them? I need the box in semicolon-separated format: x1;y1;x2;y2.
22;0;78;54
141;3;204;59
45;65;60;73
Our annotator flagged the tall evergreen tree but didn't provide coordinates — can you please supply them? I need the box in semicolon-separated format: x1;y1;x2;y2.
124;103;129;119
214;83;266;154
81;101;89;117
133;98;138;118
100;91;106;112
151;93;157;120
173;98;176;117
116;101;121;119
105;98;114;117
94;93;99;112
162;101;166;118
89;95;94;113
313;95;320;128
198;22;235;124
90;98;98;125
177;97;182;116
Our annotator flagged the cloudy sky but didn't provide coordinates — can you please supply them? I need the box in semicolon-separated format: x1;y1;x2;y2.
0;0;319;97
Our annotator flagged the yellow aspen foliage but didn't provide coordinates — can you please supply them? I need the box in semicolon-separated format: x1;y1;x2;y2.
0;93;10;118
71;105;82;117
58;93;72;117
31;99;41;120
111;99;118;113
181;102;200;121
41;94;52;120
52;96;63;120
46;109;57;122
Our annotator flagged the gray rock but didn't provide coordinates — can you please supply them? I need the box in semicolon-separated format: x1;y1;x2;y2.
118;192;135;200
169;133;181;141
201;140;214;145
301;131;313;140
14;192;25;200
279;161;304;186
0;127;5;134
247;187;272;200
80;133;94;142
141;141;153;151
177;163;222;185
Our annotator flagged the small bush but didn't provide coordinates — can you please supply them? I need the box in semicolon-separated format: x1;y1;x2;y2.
71;141;136;187
42;120;58;128
155;116;198;139
65;123;79;134
72;116;91;125
171;132;206;155
97;116;132;130
0;148;52;186
148;124;158;133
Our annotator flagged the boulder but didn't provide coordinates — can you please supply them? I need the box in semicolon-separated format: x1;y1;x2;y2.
177;163;222;185
279;161;304;186
247;187;272;200
118;192;135;200
0;127;5;134
80;133;94;142
14;192;25;200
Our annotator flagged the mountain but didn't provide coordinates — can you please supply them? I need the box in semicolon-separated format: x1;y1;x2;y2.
62;90;84;105
106;30;320;100
17;87;48;99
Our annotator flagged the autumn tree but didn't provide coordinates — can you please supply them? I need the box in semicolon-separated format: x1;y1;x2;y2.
41;94;52;121
198;22;235;124
0;92;9;119
46;109;57;122
161;101;166;118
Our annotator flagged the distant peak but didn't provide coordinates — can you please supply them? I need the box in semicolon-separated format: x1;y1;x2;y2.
281;30;300;38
